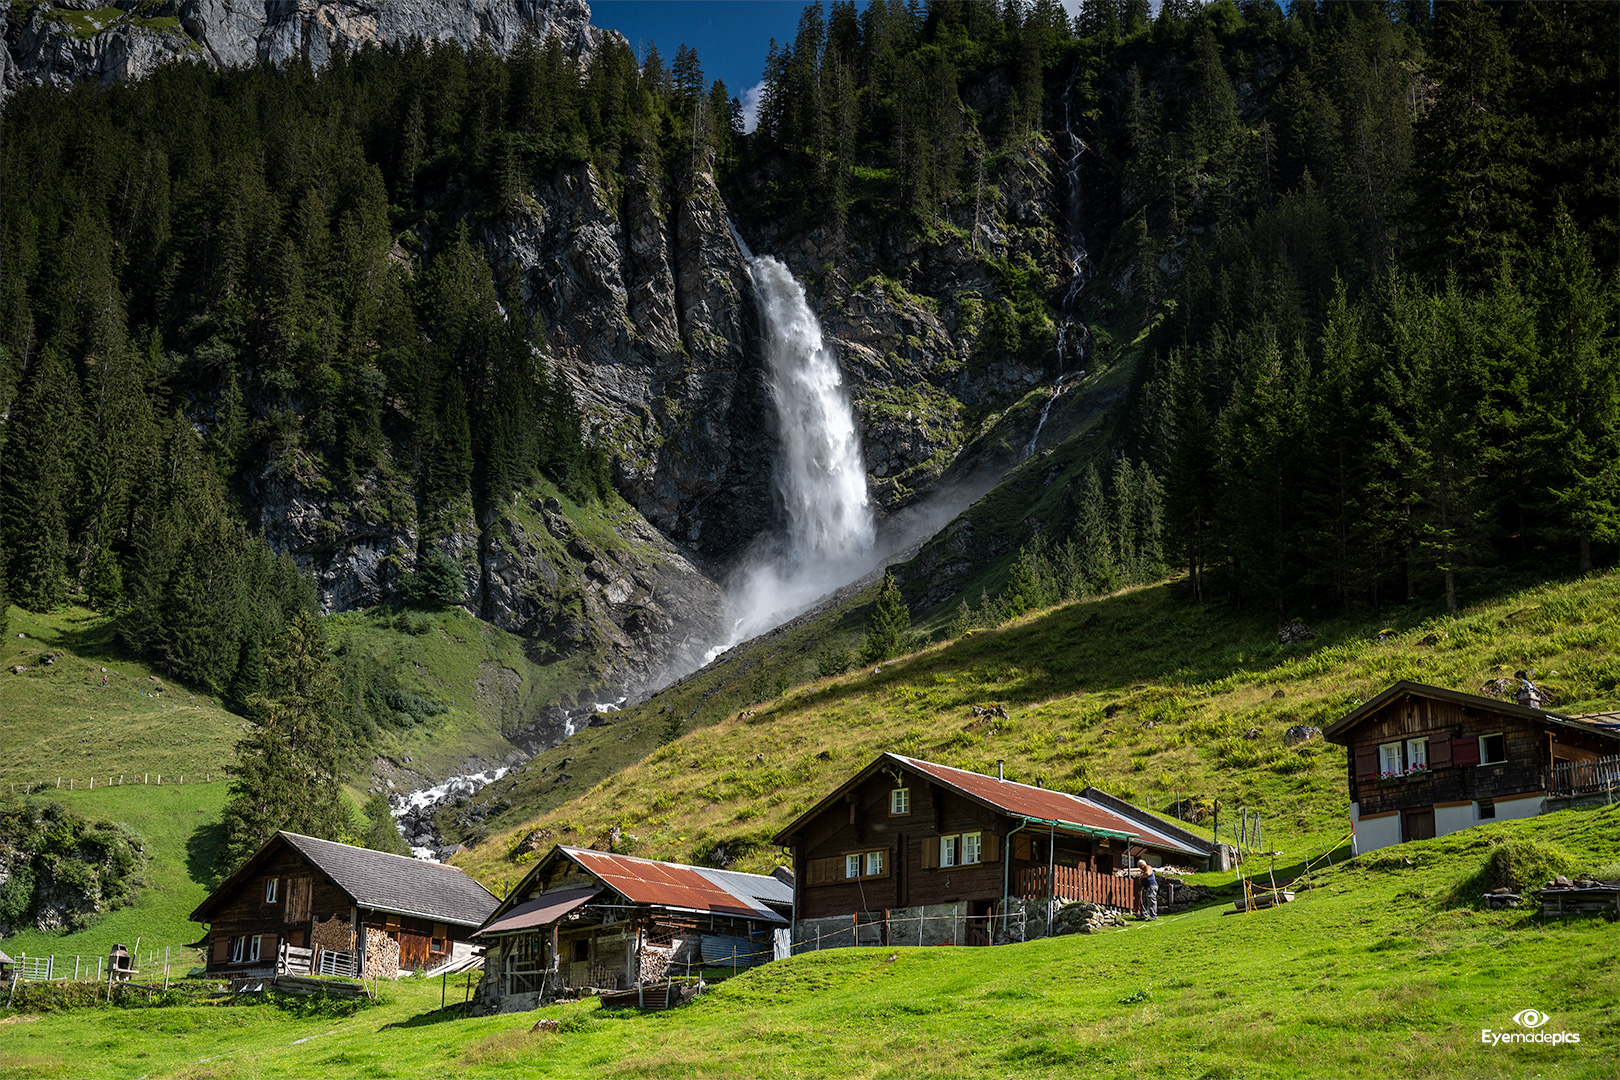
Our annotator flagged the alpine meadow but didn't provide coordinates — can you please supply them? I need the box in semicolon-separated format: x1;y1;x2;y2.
0;1;1616;1078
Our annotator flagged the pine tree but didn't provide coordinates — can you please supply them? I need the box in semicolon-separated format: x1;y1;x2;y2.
0;349;82;610
859;572;911;664
220;610;352;872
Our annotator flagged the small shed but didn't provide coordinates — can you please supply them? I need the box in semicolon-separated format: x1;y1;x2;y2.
471;845;791;1012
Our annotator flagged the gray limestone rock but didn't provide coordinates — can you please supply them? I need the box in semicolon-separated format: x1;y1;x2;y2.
4;0;603;105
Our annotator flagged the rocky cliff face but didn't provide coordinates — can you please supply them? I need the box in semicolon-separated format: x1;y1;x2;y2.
486;165;775;558
2;0;601;104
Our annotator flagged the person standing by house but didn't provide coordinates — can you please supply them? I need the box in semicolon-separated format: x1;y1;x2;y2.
1136;859;1158;920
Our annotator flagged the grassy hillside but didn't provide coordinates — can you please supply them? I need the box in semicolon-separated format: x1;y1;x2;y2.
4;806;1615;1079
0;782;227;965
452;568;1620;886
0;607;243;790
328;605;589;779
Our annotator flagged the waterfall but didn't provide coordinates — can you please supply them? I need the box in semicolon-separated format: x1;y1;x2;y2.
1058;80;1092;370
713;239;876;652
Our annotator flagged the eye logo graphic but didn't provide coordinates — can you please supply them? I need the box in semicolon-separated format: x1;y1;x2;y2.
1512;1009;1551;1029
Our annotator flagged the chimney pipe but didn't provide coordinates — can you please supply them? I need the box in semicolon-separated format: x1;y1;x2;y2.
997;760;1004;780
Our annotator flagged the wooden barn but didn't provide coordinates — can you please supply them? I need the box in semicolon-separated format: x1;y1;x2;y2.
773;753;1215;951
1326;681;1620;853
471;845;791;1012
190;832;499;979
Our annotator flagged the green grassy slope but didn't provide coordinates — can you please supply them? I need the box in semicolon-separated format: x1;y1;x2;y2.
328;605;586;778
0;607;243;789
0;782;226;965
452;568;1620;886
5;807;1614;1079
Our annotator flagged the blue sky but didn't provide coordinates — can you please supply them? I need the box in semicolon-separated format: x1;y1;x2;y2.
590;1;1085;130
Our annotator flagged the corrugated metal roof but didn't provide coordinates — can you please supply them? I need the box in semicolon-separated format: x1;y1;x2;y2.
891;756;1208;856
561;848;787;924
697;866;794;909
475;886;601;937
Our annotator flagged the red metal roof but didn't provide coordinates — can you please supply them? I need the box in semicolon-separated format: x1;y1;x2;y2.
563;848;785;923
896;756;1143;833
475;886;600;937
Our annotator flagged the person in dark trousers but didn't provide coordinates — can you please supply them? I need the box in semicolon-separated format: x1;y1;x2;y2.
1136;859;1158;920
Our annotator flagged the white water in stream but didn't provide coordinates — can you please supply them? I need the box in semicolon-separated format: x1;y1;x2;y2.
711;235;876;654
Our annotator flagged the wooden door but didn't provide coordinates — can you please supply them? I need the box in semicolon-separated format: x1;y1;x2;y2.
286;876;312;922
1402;807;1435;842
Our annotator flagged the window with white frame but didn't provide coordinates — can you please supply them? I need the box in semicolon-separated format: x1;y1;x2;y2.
230;936;246;963
843;850;887;879
1479;733;1507;765
1378;742;1403;777
264;877;279;904
939;832;983;867
890;787;911;815
250;935;262;962
1405;737;1428;773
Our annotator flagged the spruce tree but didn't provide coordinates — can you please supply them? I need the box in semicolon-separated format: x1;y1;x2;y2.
859;572;911;664
221;610;352;872
0;349;82;610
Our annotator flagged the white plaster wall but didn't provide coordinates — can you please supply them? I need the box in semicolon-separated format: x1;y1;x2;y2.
1351;803;1402;853
1434;803;1475;838
1495;793;1546;821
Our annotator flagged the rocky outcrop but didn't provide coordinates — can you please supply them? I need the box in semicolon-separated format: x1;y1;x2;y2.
4;5;202;97
487;164;773;558
3;0;602;105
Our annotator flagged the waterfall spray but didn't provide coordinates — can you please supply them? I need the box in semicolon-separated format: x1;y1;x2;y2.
713;233;876;652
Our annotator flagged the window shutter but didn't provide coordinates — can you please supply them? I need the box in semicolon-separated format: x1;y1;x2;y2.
982;832;1001;863
1353;745;1378;779
921;836;938;870
1452;735;1480;767
808;856;840;885
1429;730;1452;768
212;937;228;964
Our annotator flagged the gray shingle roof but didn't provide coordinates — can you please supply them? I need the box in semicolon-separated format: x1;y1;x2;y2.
281;833;499;928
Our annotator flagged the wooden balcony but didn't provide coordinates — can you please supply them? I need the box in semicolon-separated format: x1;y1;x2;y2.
1013;865;1136;909
1550;753;1620;798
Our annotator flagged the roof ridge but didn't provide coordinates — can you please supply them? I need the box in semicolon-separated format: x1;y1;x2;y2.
562;845;783;881
283;831;483;875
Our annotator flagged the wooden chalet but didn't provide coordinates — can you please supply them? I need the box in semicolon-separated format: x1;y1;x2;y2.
1326;681;1620;853
773;753;1215;950
471;845;791;1012
190;832;498;979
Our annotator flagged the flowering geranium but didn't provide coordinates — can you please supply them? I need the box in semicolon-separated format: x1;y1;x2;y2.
1379;770;1403;780
1405;762;1429;775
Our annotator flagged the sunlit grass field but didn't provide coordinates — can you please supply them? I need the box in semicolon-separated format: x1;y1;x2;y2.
454;568;1620;886
4;807;1614;1079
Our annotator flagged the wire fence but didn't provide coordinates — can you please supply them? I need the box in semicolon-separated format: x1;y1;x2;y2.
792;909;1033;953
5;945;196;989
4;772;226;795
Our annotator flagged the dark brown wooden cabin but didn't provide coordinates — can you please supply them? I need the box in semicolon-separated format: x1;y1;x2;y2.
190;832;498;978
773;753;1214;949
1325;681;1620;853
